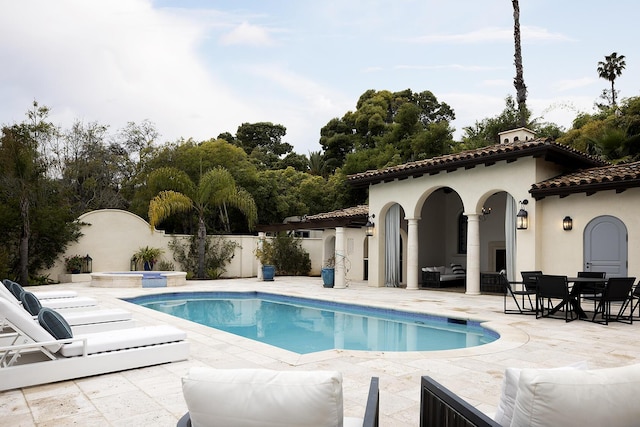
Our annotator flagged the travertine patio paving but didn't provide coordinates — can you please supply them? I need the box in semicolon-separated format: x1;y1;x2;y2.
2;276;639;426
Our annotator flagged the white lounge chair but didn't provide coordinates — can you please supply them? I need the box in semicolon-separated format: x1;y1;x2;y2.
0;280;97;309
3;279;78;299
19;290;136;334
0;298;189;391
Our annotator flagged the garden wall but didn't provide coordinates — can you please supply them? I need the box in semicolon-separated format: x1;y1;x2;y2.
44;209;325;283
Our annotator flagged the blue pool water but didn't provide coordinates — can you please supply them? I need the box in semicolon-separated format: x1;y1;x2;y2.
123;292;498;354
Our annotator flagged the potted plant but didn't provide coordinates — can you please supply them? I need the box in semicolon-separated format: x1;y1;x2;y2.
133;246;164;271
64;255;84;274
255;238;276;281
321;256;335;288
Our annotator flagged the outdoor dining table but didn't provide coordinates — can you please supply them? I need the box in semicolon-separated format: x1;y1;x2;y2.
566;277;607;319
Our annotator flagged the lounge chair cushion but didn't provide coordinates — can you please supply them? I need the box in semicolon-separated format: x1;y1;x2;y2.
62;309;133;326
39;296;97;309
182;368;345;427
510;363;640;427
38;308;73;340
494;362;587;426
21;291;43;316
59;325;187;357
0;298;61;352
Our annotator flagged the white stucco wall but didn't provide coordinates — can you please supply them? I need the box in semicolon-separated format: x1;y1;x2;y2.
45;209;326;282
536;188;640;279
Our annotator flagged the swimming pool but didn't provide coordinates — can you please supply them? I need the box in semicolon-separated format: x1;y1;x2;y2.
124;292;499;354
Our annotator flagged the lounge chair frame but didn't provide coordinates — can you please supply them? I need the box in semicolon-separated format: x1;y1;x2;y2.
0;312;189;391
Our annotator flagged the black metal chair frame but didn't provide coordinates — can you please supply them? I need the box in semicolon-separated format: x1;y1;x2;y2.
591;277;636;325
500;274;536;315
536;275;577;322
420;376;500;427
620;281;640;320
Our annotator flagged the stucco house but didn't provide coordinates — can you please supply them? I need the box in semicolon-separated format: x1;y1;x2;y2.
347;128;640;293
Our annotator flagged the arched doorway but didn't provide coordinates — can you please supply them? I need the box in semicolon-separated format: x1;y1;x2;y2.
584;215;628;277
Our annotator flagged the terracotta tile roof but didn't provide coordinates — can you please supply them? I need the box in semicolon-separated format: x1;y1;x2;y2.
347;139;607;187
256;205;369;232
304;205;369;221
530;161;640;199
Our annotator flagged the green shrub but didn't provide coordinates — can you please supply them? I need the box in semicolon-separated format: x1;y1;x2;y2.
168;235;239;279
270;232;311;276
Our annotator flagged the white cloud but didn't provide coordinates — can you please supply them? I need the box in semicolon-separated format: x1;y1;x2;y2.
553;77;597;92
395;64;502;71
0;0;255;142
403;25;572;44
220;22;276;46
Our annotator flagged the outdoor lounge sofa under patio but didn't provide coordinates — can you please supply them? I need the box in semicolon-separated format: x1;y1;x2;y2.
0;298;189;391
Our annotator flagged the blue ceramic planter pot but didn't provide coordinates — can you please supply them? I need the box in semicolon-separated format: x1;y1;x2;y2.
262;265;275;281
321;267;335;287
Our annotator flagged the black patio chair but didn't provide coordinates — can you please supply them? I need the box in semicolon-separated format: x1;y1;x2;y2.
620;280;640;320
592;277;636;325
536;275;577;322
577;271;606;310
501;273;536;315
520;271;542;292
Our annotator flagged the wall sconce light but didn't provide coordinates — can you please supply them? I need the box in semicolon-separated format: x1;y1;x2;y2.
365;214;375;237
516;200;529;230
481;207;492;215
563;216;573;231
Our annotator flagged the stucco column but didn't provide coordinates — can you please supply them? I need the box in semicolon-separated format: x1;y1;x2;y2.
465;213;481;295
257;232;265;280
334;227;346;289
406;218;420;290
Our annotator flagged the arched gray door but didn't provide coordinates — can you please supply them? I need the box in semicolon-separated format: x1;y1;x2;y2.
583;215;627;277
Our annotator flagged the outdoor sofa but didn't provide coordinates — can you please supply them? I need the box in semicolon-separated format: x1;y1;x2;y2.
421;363;640;427
178;368;379;427
420;264;466;288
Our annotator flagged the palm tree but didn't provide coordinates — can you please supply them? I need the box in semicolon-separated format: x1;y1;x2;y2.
597;52;626;107
512;0;527;128
148;166;257;278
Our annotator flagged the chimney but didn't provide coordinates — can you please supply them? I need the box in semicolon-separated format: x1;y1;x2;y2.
497;127;536;144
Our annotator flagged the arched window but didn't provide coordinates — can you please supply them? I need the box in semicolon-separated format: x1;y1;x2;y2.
458;213;468;254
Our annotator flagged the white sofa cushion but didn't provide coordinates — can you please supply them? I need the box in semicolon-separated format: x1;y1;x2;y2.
182;368;346;427
493;362;587;427
510;364;640;427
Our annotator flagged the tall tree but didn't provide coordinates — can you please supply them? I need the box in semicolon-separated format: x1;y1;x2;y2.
512;0;528;128
147;167;257;278
597;52;626;107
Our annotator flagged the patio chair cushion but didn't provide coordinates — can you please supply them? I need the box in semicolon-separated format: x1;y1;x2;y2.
510;363;640;427
182;368;347;427
38;308;73;340
493;362;587;426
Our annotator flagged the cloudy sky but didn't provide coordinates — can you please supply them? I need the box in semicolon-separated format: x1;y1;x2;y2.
1;0;638;154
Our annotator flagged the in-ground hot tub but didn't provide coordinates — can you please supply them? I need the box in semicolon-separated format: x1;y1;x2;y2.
90;271;187;288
